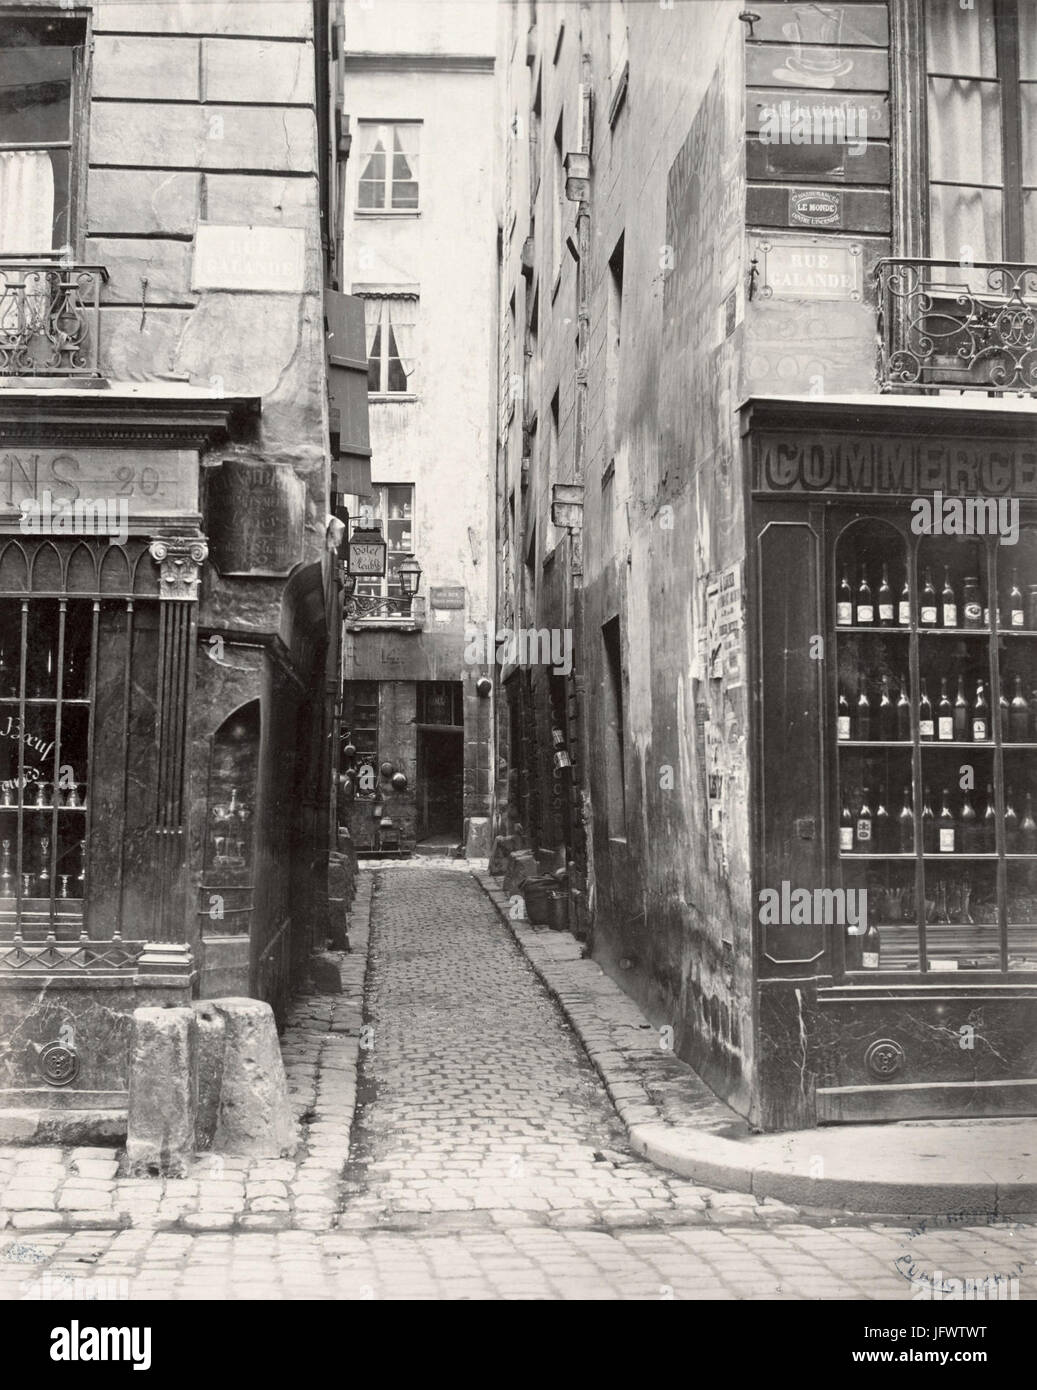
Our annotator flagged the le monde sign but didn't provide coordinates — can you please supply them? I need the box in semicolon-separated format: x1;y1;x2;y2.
0;449;197;529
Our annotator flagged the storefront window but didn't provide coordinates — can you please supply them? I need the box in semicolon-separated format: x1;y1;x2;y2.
0;594;92;935
834;514;1037;976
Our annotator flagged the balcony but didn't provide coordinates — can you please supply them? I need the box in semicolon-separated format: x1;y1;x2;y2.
0;263;107;378
875;258;1037;396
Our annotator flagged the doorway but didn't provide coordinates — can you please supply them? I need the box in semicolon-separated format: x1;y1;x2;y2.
417;728;463;842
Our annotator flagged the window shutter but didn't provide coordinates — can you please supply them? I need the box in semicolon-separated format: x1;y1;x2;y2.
325;290;372;495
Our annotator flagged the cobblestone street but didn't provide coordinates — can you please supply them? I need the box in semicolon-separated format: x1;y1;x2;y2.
1;865;1034;1299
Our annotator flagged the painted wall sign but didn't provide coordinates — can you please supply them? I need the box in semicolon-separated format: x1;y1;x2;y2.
753;434;1037;498
753;238;862;300
430;586;465;610
0;449;197;519
789;189;841;226
207;459;305;577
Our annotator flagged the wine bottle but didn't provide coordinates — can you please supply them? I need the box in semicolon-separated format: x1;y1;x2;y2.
960;789;981;853
982;784;997;853
920;567;938;626
938;789;956;853
874;794;892;854
897;677;912;740
855;790;873;852
30;639;55;700
840;797;854;852
1000;685;1010;741
962;576;983;629
972;681;989;742
837;688;851;741
918;678;934;741
878;675;896;741
877;564;894;627
953;676;969;742
898;573;911;627
937;678;954;741
922;786;937;853
0;840;12;896
1010;677;1029;742
856;567;874;626
837;568;853;626
941;567;958;628
1028;584;1037;632
1005;788;1020;853
1009;569;1025;628
861;920;881;970
856;677;871;742
898;786;914;852
1022;794;1037;854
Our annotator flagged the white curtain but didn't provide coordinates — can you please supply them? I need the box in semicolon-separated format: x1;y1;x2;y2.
926;0;1002;276
0;151;55;254
388;299;417;381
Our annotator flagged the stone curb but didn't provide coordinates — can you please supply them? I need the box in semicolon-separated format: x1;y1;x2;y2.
470;868;1033;1217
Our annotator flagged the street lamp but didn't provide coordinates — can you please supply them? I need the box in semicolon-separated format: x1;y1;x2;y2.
397;553;423;613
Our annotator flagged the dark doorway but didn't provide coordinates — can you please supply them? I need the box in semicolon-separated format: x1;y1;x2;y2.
417;728;463;840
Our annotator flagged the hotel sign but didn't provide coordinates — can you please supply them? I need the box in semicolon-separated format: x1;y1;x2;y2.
754;433;1037;498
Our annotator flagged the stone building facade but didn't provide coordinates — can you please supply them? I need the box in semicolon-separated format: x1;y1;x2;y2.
335;0;496;857
0;0;364;1139
495;0;1037;1130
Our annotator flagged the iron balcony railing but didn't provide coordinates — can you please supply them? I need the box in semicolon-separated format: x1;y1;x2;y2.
0;262;108;377
875;258;1037;395
344;592;416;621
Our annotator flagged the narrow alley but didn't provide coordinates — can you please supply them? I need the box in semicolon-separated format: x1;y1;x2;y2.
2;865;1032;1301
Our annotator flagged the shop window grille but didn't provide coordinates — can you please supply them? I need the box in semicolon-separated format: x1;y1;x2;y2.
0;539;158;958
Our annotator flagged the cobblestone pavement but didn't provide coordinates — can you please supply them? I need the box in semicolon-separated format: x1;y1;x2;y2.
0;863;1034;1298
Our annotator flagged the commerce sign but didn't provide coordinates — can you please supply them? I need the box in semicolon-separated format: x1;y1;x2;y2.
753;433;1037;497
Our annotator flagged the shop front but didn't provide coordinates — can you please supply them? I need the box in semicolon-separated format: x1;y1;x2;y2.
746;395;1037;1129
0;390;297;1136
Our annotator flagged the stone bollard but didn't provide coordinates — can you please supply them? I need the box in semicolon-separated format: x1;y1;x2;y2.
211;998;297;1157
191;1001;226;1152
126;1007;196;1177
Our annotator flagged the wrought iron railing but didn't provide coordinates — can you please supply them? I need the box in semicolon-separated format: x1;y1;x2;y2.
344;591;415;621
875;258;1037;394
0;262;107;377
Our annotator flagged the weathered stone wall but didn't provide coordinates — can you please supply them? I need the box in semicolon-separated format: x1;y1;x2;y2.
81;0;332;1005
496;3;756;1118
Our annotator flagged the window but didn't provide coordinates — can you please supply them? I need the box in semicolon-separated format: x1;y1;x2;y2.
924;0;1036;263
342;681;379;797
0;15;84;256
606;233;624;460
608;0;629;125
356;483;415;601
356;121;421;211
602;616;626;838
362;295;418;395
551;112;564;284
530;77;542;202
417;682;463;726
